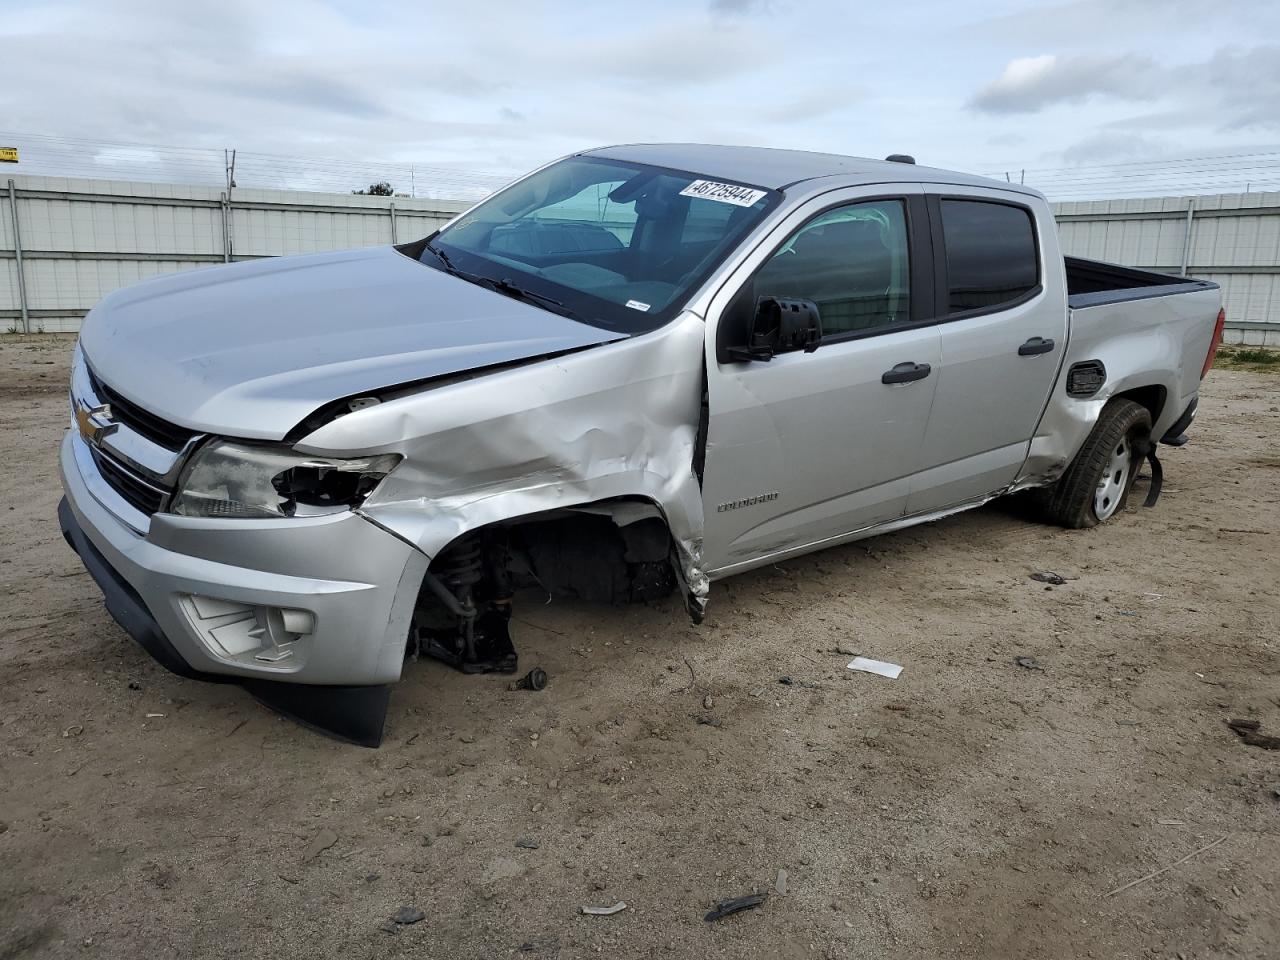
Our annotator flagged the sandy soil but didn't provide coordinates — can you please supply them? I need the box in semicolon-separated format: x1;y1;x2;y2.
1;334;1278;960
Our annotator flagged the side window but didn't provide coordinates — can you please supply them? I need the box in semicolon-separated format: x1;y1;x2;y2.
753;199;911;337
940;199;1038;313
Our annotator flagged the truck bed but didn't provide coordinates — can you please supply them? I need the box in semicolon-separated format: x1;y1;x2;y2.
1065;256;1217;309
1052;257;1222;455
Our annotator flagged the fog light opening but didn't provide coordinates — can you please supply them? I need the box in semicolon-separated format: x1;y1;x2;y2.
179;594;315;666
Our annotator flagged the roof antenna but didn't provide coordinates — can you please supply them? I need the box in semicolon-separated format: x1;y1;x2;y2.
885;154;915;164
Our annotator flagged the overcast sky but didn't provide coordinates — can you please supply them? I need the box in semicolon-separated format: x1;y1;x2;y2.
4;0;1280;196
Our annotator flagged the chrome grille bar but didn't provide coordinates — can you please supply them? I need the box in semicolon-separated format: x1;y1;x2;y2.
70;345;206;529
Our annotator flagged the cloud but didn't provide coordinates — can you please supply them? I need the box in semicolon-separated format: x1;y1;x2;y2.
223;69;391;119
1205;45;1280;131
963;0;1242;45
565;19;772;84
2;0;1277;200
1059;130;1164;164
971;53;1158;113
709;0;772;13
760;87;862;124
972;44;1280;134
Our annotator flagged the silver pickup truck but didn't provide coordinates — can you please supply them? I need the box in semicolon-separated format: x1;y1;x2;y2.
58;144;1225;744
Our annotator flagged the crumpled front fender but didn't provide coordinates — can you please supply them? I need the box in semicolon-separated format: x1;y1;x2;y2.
295;312;711;606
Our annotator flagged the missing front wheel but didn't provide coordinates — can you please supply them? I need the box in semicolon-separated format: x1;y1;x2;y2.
412;533;518;675
408;514;680;675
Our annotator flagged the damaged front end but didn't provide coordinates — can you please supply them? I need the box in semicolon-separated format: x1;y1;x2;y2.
61;235;718;746
270;309;712;739
59;313;711;747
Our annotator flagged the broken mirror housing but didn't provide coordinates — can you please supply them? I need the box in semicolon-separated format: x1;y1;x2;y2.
171;440;400;519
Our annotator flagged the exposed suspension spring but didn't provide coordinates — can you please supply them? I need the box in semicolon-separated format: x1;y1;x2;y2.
437;536;484;593
436;535;483;660
416;531;518;675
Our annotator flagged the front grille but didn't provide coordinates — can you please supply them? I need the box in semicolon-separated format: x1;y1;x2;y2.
87;367;196;451
73;350;200;528
90;447;168;516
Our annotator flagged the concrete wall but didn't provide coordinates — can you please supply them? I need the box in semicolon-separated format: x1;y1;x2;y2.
1;175;469;333
4;175;1279;345
1053;191;1280;346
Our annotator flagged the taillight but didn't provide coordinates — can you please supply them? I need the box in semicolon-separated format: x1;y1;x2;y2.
1202;307;1226;379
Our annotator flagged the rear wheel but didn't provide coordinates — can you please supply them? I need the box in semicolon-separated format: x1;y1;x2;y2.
1039;399;1152;528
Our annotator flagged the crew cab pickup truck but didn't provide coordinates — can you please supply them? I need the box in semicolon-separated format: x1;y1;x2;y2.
58;144;1226;744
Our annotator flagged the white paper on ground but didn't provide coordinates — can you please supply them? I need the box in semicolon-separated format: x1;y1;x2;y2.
847;656;903;679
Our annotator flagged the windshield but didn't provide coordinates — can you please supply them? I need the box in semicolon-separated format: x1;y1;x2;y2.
419;156;779;333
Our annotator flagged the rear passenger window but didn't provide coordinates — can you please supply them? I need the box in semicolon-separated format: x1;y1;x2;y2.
940;200;1038;313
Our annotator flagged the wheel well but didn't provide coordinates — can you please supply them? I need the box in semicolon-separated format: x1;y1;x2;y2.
420;498;678;609
1113;384;1166;426
406;499;679;671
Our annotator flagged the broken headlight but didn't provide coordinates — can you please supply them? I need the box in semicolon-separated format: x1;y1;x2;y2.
170;441;400;519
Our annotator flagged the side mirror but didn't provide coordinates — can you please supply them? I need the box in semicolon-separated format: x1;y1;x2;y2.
727;297;823;362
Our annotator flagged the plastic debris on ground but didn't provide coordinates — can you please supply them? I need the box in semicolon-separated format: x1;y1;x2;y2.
581;902;627;916
846;657;903;680
1030;571;1067;585
704;893;767;922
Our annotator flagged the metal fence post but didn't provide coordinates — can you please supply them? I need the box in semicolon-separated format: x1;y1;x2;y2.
220;191;232;263
1180;199;1196;277
389;202;397;244
6;178;30;333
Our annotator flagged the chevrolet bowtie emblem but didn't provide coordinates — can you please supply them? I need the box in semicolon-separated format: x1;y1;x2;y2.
76;402;118;447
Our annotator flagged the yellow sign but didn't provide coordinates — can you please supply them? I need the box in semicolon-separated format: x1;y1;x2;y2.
0;147;18;163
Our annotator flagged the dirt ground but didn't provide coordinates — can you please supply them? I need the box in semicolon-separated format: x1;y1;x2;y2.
1;334;1277;960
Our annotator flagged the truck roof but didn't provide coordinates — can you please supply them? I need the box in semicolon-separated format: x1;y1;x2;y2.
582;142;1040;198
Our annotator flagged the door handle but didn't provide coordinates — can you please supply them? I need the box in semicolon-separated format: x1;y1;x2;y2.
881;361;932;385
1018;336;1055;356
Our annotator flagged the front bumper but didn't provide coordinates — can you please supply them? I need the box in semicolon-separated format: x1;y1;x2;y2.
58;431;429;743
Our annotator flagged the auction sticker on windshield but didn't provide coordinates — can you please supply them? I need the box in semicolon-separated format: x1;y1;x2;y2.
679;180;767;207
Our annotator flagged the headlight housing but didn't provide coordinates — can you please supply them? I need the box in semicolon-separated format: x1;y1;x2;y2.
170;441;400;519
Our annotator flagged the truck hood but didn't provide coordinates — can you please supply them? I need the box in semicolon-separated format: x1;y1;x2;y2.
78;246;625;440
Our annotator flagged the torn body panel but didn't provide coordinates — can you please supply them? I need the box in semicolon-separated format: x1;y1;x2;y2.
1011;284;1220;491
299;311;710;608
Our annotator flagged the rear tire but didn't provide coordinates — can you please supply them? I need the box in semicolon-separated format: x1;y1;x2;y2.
1038;399;1152;529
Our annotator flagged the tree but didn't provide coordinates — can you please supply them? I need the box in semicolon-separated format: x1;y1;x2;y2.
353;181;395;196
